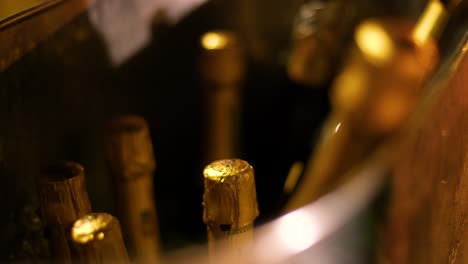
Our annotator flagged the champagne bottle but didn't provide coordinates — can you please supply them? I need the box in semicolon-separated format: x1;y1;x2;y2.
200;31;245;163
287;0;358;86
39;161;92;263
285;18;439;212
281;0;359;205
203;159;258;263
71;213;129;264
105;115;160;264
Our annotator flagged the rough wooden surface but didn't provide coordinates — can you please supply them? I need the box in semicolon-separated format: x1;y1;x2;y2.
203;159;258;263
385;47;467;263
71;213;129;264
39;161;92;263
0;0;92;72
105;115;160;264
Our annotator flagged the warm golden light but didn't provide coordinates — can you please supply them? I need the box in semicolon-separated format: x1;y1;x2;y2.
334;122;342;133
204;159;250;179
201;32;230;50
96;232;105;240
412;0;447;45
72;213;112;244
355;21;394;65
332;65;368;112
284;161;304;193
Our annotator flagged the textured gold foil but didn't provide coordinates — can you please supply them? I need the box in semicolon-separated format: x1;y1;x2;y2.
203;159;259;233
72;213;113;244
71;213;129;264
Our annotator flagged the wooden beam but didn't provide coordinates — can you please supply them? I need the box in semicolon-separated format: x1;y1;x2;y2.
0;0;93;72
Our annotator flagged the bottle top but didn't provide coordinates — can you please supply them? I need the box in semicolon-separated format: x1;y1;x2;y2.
203;159;259;231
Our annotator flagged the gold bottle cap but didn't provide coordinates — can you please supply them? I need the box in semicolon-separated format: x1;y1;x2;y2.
200;31;245;85
287;1;336;86
71;213;129;263
203;159;259;231
105;115;156;180
72;213;114;244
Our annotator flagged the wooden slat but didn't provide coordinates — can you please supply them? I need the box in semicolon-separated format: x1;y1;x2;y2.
0;1;65;26
385;46;467;263
0;0;93;72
